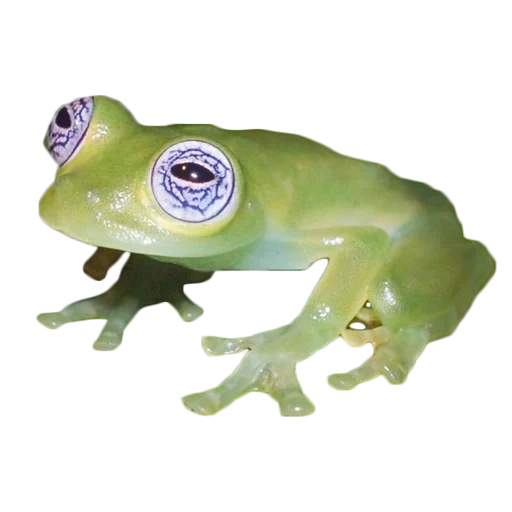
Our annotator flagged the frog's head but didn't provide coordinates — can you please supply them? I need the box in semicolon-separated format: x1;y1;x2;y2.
40;96;264;258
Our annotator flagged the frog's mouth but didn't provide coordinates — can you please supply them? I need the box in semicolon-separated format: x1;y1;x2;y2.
39;181;161;254
39;178;264;260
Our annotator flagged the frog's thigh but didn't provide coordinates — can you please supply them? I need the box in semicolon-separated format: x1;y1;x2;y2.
369;215;495;337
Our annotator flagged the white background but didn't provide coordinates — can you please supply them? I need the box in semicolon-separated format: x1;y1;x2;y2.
1;1;510;511
503;256;512;281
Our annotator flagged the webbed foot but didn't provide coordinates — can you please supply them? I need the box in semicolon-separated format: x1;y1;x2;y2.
183;326;316;416
329;326;428;390
36;285;203;352
38;293;113;331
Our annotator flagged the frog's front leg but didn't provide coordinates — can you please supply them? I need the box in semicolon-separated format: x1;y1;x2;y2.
87;294;143;351
36;256;202;350
201;304;381;355
38;286;137;350
182;228;390;416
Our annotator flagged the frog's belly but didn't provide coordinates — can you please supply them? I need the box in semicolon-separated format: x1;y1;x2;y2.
229;240;329;272
165;239;317;272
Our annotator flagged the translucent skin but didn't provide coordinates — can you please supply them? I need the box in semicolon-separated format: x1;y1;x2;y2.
38;96;496;416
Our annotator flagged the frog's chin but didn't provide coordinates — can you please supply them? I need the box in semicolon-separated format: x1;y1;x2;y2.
39;200;250;260
39;184;187;256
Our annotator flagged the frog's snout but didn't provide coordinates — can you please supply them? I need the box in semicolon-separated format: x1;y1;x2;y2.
39;183;59;229
39;176;87;232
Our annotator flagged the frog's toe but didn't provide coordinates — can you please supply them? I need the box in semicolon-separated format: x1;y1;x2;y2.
36;287;121;329
93;339;119;351
93;331;123;351
182;390;222;415
275;390;315;417
176;302;204;322
330;329;428;390
201;334;260;356
168;290;203;322
201;336;245;355
327;372;360;390
37;312;65;329
202;326;289;356
328;348;408;390
381;360;408;384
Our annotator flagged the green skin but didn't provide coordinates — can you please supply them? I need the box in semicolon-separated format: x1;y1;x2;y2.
38;96;496;416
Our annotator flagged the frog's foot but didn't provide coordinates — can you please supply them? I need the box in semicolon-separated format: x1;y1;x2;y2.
36;278;203;352
90;288;203;352
201;326;286;357
89;295;140;352
183;326;315;416
38;289;142;351
36;287;122;329
329;326;428;390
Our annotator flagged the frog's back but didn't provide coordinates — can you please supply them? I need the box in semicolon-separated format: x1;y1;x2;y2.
160;124;460;233
229;127;459;236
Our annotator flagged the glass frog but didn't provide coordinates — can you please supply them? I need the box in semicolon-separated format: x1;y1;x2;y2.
38;96;495;416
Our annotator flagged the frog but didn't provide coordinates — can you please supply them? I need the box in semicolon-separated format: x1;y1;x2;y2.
38;96;496;416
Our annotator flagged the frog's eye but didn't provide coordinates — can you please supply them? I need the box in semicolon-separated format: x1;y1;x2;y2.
47;97;94;165
151;140;236;223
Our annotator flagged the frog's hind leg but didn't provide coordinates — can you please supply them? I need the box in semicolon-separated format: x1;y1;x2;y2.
341;302;382;347
330;215;495;390
354;303;381;328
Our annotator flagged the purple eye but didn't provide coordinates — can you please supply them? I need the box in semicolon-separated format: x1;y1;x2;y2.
47;97;94;165
151;140;236;223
